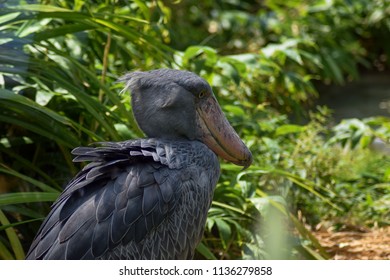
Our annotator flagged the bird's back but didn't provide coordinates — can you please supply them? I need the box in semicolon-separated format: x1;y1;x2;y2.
26;139;220;260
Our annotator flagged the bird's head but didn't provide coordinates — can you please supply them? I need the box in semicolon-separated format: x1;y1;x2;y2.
119;69;252;168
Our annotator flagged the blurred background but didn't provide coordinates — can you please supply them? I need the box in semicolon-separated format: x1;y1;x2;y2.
0;0;389;260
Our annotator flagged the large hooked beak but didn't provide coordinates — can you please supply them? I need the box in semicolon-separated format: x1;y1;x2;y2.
195;95;252;169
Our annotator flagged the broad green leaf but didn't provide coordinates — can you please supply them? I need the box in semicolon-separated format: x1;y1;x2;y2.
196;242;217;260
0;12;20;25
322;51;344;84
183;46;218;63
284;49;303;65
275;124;306;136
183;46;207;60
220;56;248;73
223;105;245;116
215;218;231;248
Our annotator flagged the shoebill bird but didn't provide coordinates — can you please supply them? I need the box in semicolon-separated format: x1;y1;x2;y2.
26;69;252;260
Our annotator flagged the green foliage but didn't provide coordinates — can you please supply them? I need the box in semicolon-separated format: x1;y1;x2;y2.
0;0;172;259
0;0;389;260
279;114;390;228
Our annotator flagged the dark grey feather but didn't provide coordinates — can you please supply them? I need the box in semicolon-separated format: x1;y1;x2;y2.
26;139;219;260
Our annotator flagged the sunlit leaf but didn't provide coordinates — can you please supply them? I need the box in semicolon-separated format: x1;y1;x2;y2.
275;124;306;136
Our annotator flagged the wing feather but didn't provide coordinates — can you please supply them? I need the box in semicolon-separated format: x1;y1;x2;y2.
124;195;142;225
26;139;219;260
96;181;116;222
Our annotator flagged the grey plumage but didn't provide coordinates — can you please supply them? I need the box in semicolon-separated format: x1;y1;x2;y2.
26;139;219;259
26;69;252;260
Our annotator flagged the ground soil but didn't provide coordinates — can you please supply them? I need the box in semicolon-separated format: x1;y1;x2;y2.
313;226;390;260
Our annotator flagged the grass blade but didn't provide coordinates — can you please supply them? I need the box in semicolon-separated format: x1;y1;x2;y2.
0;209;25;259
0;192;58;206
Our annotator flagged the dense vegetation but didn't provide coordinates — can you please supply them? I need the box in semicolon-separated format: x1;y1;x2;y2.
0;0;389;260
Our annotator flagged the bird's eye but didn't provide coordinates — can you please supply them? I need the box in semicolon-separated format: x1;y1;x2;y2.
198;90;206;99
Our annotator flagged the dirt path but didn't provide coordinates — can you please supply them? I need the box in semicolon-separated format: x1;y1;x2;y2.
313;226;390;260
